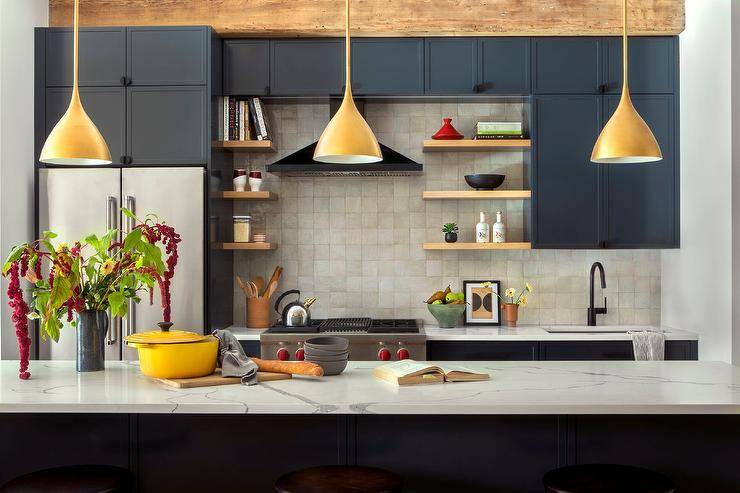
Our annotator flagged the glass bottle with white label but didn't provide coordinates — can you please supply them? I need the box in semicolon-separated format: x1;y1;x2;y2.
475;212;490;243
493;211;506;243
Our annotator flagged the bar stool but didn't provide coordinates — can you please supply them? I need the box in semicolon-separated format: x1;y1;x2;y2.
0;465;131;493
543;464;675;493
275;465;403;493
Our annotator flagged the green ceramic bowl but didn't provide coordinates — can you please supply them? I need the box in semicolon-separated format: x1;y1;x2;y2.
427;303;466;328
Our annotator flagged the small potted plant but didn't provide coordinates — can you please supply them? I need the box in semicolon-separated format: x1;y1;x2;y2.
496;282;532;327
442;223;459;243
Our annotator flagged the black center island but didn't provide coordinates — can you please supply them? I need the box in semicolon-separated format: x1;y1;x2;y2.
1;361;739;492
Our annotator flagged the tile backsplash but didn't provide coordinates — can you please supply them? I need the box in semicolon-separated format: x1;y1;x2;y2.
228;102;661;327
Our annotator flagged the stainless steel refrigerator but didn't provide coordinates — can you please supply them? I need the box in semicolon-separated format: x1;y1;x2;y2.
37;168;205;360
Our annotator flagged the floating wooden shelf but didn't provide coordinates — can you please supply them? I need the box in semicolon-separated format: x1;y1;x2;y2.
212;242;277;251
423;242;531;250
422;139;531;152
212;140;276;152
423;190;531;200
211;191;278;200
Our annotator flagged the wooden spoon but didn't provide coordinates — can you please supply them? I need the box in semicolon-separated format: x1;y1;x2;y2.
253;276;265;297
263;266;283;299
236;275;251;298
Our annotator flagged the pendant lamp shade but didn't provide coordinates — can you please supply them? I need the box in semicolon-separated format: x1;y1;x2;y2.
590;0;661;164
313;0;381;164
40;0;111;165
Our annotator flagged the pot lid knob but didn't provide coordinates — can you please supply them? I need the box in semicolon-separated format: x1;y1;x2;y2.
157;322;174;332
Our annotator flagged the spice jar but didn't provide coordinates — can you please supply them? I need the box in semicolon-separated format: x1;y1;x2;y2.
233;215;252;243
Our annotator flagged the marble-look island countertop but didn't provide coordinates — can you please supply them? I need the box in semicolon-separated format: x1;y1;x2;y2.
2;360;737;415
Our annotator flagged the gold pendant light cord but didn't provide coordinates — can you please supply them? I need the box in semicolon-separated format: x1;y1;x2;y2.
622;0;628;94
72;0;80;100
344;0;352;97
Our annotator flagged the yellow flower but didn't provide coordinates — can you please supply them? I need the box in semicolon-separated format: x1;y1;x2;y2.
519;295;528;307
525;282;533;293
56;242;69;253
100;259;115;276
505;288;516;298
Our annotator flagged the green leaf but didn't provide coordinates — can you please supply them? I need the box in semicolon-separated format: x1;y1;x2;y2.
123;227;143;252
121;208;136;221
27;312;40;320
42;316;61;342
49;275;72;312
109;291;127;318
2;244;27;275
42;231;58;239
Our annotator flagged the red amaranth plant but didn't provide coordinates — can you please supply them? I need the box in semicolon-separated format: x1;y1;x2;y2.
6;263;31;379
134;220;180;323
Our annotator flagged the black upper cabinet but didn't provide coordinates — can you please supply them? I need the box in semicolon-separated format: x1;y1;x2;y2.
351;38;424;95
478;38;530;94
45;87;126;164
603;37;676;94
604;95;678;248
532;37;602;94
45;28;125;87
425;38;478;94
533;96;602;248
223;39;270;95
270;39;344;95
127;86;208;165
127;27;209;85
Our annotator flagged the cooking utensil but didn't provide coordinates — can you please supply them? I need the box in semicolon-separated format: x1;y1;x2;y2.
303;297;317;309
264;265;283;299
464;174;505;190
236;275;252;298
254;276;265;296
158;370;291;388
274;289;311;327
125;322;218;379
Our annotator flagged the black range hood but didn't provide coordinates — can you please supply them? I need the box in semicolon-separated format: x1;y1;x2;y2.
265;141;423;177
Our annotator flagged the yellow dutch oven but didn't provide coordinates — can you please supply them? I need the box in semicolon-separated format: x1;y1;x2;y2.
125;323;218;379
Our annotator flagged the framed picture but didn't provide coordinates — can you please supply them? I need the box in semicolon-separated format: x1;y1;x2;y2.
463;280;501;326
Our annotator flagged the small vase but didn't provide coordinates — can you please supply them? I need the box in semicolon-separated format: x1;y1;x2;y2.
76;310;109;372
503;303;519;327
444;232;458;243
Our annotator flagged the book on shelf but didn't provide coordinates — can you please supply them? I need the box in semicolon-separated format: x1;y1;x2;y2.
476;121;523;134
250;97;271;141
473;134;525;140
373;360;490;386
217;96;257;141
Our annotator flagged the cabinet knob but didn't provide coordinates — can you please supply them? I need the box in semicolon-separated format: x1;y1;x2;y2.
598;84;608;93
120;76;132;86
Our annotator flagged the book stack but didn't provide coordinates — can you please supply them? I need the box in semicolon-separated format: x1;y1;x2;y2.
474;121;523;140
218;96;272;141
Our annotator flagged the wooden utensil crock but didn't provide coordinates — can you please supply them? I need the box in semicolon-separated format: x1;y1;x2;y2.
247;296;271;328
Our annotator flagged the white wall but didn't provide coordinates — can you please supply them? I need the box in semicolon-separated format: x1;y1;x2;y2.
0;1;48;358
662;0;733;361
733;1;740;365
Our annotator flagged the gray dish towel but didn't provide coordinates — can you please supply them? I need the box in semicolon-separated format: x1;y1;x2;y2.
212;329;259;385
630;330;665;361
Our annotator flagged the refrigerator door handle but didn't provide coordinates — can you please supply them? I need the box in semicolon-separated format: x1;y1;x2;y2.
124;195;136;337
106;196;119;346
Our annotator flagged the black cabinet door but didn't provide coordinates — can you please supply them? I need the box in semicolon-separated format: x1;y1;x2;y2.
351;38;424;95
127;86;208;165
604;36;677;94
603;95;678;248
532;37;602;94
478;38;530;94
425;38;478;94
427;341;538;361
127;27;208;86
270;39;344;95
223;39;270;95
45;87;126;164
540;341;634;360
45;28;125;87
533;96;603;248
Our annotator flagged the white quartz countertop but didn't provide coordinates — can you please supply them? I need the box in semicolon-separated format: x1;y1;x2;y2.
2;360;736;415
229;325;699;342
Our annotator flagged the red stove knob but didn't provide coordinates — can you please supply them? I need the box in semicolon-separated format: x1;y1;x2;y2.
397;348;410;360
295;348;305;361
277;347;290;361
378;348;391;361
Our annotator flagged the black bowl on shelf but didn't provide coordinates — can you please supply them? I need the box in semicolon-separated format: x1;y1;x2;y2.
464;174;505;190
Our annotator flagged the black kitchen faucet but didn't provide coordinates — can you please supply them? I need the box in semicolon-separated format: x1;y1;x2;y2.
587;262;607;326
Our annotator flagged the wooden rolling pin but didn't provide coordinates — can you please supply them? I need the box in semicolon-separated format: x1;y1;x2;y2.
252;358;324;377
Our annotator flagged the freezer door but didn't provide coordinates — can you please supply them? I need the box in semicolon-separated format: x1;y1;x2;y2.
121;168;205;358
37;169;123;361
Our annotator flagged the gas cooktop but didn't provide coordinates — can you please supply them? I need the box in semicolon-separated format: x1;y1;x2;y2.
265;318;421;334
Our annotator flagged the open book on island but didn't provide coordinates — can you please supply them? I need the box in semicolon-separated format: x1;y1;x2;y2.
373;360;490;386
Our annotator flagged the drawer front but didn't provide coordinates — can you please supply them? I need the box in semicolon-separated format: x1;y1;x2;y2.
426;341;538;361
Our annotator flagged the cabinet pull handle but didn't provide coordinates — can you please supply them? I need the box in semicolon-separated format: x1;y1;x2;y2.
105;196;119;346
123;195;136;337
119;155;127;165
598;84;608;93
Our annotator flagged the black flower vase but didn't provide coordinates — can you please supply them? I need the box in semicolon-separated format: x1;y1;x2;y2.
444;232;458;243
76;310;109;372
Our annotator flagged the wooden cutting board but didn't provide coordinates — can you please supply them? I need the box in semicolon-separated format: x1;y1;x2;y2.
158;370;291;388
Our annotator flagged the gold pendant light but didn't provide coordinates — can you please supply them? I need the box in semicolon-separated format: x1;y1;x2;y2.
40;0;112;165
313;0;382;164
591;0;662;164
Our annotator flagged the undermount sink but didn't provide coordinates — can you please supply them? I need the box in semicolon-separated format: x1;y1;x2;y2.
544;326;659;334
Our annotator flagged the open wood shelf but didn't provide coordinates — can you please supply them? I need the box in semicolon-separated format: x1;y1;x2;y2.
423;190;531;200
212;140;276;152
212;242;277;251
422;139;531;152
211;191;278;200
423;242;531;250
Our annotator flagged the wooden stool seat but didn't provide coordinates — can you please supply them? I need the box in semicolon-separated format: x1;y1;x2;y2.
275;465;403;493
0;465;131;493
543;464;675;493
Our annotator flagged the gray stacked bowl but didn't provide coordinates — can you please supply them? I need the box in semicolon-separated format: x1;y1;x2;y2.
304;336;349;376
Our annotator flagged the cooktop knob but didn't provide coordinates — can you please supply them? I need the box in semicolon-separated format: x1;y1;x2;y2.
397;348;410;360
295;347;305;361
378;347;391;361
277;347;290;361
